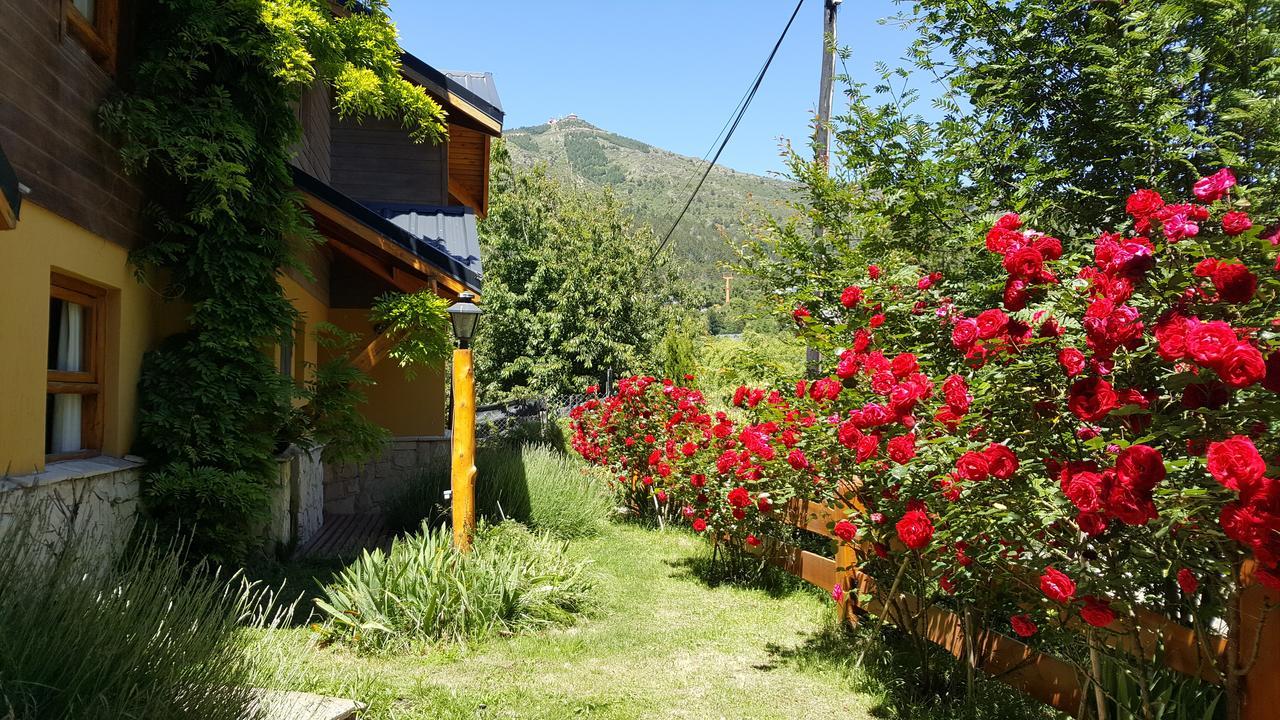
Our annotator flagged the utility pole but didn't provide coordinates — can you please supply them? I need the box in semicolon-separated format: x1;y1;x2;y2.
723;274;734;305
807;0;840;378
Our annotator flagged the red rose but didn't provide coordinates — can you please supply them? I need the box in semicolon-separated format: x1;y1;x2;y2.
984;443;1019;479
1126;188;1165;218
1177;568;1199;595
1058;347;1087;377
1115;445;1166;493
942;374;971;414
1193;168;1236;202
976;308;1009;339
1185;320;1239;366
1040;567;1077;604
841;286;864;307
1207;436;1267;495
951;318;979;349
692;518;707;533
1010;614;1037;638
1076;511;1109;536
833;519;858;542
1154;313;1193;361
1222;211;1253;236
891;353;919;378
1214;343;1266;389
956;451;991;481
1003;247;1046;280
887;434;917;465
793;306;811;324
745;534;761;547
1062;467;1106;513
1080;597;1116;628
869;313;886;328
1067;376;1119;423
788;448;810;470
869;265;881;280
996;212;1022;230
1211;262;1258;303
896;508;935;550
727;486;752;508
1002;279;1030;311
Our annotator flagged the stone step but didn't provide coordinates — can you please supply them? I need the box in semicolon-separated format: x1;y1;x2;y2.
248;689;365;720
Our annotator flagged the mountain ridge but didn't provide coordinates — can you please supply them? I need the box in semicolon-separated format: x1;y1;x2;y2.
503;117;796;303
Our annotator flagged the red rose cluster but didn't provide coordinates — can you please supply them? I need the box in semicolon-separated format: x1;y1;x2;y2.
1211;436;1280;589
1056;445;1166;536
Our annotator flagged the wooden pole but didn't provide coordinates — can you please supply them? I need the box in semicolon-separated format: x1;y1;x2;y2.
450;347;477;551
1240;579;1279;720
806;0;839;379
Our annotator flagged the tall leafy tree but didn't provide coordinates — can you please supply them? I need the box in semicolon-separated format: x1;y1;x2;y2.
474;143;677;402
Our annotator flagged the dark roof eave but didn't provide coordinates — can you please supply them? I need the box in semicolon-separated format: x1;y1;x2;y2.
292;167;482;293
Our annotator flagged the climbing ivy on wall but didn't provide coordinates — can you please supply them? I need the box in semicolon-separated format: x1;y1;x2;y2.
102;0;446;561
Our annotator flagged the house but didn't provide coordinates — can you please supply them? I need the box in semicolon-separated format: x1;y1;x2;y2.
0;0;501;551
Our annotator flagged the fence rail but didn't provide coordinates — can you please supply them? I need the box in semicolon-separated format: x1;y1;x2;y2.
766;497;1279;719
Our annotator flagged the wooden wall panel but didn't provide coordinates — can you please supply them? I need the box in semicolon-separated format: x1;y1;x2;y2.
290;81;331;183
330;115;447;206
447;123;488;215
0;0;143;247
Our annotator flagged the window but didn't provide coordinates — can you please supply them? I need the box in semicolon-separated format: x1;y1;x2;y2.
66;0;119;72
46;273;106;461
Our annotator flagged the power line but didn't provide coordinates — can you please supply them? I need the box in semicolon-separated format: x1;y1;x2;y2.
649;0;807;264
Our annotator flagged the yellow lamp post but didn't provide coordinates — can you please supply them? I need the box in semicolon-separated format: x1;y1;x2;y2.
446;292;482;551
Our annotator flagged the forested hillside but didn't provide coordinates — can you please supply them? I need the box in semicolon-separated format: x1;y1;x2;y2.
504;118;796;304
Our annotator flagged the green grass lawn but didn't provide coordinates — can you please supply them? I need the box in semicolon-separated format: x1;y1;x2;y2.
261;523;881;719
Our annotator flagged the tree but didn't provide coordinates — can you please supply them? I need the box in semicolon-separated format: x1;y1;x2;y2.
474;142;677;402
908;0;1280;230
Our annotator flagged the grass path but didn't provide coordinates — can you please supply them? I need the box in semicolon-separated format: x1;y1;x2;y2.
269;524;880;719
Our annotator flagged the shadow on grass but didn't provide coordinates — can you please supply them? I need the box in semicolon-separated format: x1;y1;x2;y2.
662;550;813;599
758;616;1061;720
245;556;347;627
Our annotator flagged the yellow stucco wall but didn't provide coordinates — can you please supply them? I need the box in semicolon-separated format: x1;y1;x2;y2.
0;203;172;475
327;309;448;437
0;205;447;474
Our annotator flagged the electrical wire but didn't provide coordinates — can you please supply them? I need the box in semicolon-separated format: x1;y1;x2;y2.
649;0;807;264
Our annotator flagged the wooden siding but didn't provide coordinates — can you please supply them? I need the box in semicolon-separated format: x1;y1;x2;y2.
446;123;489;216
290;81;331;183
0;0;143;247
329;115;447;206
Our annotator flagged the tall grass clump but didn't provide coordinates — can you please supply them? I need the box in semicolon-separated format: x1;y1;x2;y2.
0;505;293;720
387;444;612;539
316;521;595;651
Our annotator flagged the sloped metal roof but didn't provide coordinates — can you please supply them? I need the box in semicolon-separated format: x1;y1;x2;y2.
367;203;483;278
292;168;482;292
442;71;503;113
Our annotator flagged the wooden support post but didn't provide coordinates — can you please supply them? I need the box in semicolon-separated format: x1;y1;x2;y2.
835;540;859;625
1240;582;1280;720
450;348;477;551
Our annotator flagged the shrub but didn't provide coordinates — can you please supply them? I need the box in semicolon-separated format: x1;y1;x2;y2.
571;170;1279;718
386;444;612;539
315;521;595;650
0;506;293;719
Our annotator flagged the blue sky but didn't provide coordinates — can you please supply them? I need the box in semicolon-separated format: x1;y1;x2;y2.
391;0;934;178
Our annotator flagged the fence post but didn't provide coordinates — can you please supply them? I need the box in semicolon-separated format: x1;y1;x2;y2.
1240;581;1280;720
835;540;859;625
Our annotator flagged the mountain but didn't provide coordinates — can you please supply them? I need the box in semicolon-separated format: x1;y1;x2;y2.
503;118;796;304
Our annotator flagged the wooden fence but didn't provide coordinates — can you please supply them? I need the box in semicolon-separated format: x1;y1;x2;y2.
766;497;1280;720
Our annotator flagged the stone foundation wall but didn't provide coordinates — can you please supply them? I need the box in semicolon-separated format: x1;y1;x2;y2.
324;435;450;515
264;446;325;554
0;457;142;562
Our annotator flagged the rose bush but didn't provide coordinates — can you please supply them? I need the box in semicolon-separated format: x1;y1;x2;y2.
571;171;1278;716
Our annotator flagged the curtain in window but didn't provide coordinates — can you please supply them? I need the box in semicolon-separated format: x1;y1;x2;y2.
51;302;84;453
